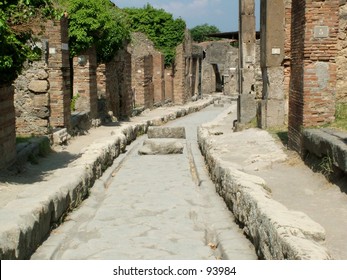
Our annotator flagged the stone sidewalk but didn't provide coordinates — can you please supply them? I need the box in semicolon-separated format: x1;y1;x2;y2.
0;96;218;259
198;104;347;260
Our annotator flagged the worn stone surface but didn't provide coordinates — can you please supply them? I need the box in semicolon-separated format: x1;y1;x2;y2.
198;105;332;260
303;128;347;173
31;103;256;260
147;126;186;139
138;139;184;155
0;96;216;259
28;80;49;93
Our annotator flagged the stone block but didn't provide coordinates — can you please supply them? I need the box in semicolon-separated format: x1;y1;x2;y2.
303;128;347;173
239;93;257;124
33;93;49;107
28;80;49;93
147;127;186;139
138;139;184;155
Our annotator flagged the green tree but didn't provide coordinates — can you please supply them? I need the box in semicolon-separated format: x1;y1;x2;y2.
0;0;57;85
124;4;186;65
63;0;129;63
190;24;220;42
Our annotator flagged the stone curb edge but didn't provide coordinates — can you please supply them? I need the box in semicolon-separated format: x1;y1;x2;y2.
197;119;332;260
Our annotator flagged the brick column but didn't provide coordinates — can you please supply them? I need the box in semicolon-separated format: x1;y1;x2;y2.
73;46;98;119
0;86;16;169
238;0;257;124
289;0;338;153
47;18;71;130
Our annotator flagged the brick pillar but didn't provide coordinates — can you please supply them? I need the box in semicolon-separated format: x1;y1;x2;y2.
238;0;257;124
47;18;71;130
73;46;98;119
133;55;154;109
0;86;16;169
153;52;165;105
289;0;338;153
259;0;286;128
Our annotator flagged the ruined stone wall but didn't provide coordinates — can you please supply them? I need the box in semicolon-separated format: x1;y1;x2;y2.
153;52;165;105
14;18;71;136
200;41;238;97
97;46;133;120
14;61;50;135
173;30;193;104
289;0;338;152
202;61;216;95
73;47;98;119
128;33;159;110
0;86;16;169
337;1;347;103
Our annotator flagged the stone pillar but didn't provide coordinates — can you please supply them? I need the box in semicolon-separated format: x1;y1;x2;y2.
238;0;257;124
153;52;165;105
73;46;98;119
47;18;71;130
259;0;286;128
289;0;338;153
165;67;174;102
0;86;16;169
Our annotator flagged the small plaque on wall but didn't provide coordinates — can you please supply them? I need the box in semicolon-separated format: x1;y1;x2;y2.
314;26;329;38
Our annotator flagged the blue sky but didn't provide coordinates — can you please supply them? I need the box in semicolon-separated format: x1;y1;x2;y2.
112;0;260;32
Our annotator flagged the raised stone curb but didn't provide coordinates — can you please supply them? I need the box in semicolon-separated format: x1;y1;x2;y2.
303;128;347;173
0;97;215;259
198;118;332;260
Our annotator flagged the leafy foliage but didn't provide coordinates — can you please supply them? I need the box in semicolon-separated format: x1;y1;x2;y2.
64;0;129;63
124;4;186;65
0;0;57;85
190;24;221;42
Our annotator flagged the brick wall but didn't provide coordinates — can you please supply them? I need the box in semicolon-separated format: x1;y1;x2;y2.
284;0;292;120
0;86;16;169
73;47;98;119
128;33;159;110
289;0;338;152
47;18;71;130
96;47;133;120
133;55;154;109
173;30;193;105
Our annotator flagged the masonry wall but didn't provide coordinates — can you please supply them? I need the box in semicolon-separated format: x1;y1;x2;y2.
0;86;16;169
153;52;165;105
289;0;338;152
173;30;194;105
73;47;98;119
165;68;174;102
337;0;347;103
14;18;71;135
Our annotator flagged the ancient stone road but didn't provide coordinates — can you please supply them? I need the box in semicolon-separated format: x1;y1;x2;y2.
31;105;257;260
